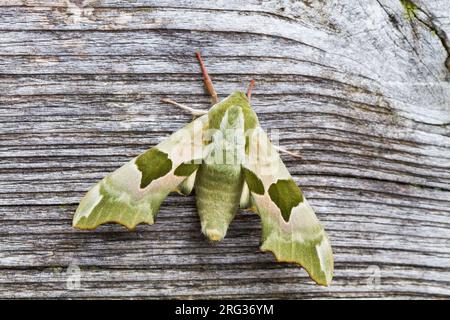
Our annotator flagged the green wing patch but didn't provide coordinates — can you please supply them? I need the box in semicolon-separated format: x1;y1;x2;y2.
174;162;201;176
242;167;265;195
135;148;172;188
268;179;303;222
260;216;333;286
74;182;156;230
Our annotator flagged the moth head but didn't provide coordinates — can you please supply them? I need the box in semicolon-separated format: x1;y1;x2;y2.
221;105;244;130
208;91;259;132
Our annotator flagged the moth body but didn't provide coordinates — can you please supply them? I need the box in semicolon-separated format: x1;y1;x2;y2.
192;99;249;240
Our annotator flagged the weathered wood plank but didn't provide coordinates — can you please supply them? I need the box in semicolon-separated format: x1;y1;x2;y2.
0;0;449;299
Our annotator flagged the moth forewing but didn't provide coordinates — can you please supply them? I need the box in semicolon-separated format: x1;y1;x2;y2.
73;115;209;230
243;124;334;285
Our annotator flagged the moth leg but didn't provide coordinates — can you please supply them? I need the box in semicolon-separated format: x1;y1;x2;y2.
160;98;207;116
247;79;255;100
195;51;219;105
273;145;302;158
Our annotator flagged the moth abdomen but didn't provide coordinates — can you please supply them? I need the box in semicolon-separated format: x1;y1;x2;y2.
194;164;244;241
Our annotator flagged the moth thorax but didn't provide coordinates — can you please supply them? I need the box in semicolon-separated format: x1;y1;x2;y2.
205;106;245;166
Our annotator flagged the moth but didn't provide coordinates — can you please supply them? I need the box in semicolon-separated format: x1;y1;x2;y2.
73;52;334;285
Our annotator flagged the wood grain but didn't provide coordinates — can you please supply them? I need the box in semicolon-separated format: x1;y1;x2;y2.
0;0;449;299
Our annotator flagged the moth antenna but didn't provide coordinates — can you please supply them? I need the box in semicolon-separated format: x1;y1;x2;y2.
160;98;207;116
195;51;219;105
247;79;255;100
273;145;302;158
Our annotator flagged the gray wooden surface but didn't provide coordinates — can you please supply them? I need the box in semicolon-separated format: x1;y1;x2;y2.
0;0;449;299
